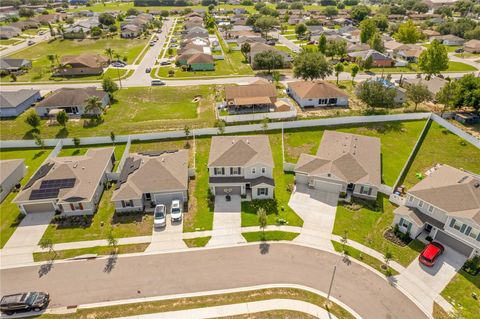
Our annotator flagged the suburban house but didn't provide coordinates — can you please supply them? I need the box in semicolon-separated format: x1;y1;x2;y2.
392;165;480;258
112;150;189;213
294;131;381;201
0;89;41;118
347;49;394;67
464;39;480;53
224;82;278;113
187;53;215;71
248;42;292;69
0;58;32;74
402;76;447;97
0;159;25;203
430;34;465;46
35;87;110;117
208;135;275;199
13;148;115;215
0;26;21;39
287;81;349;108
55;53;108;76
121;24;141;38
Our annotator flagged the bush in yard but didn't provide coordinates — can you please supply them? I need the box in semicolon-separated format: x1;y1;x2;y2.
462;255;480;276
25;110;41;129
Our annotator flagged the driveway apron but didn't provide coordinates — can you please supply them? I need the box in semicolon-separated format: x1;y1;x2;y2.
207;195;245;247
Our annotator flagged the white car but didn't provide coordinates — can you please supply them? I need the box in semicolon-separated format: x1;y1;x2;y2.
170;200;182;222
154;204;166;228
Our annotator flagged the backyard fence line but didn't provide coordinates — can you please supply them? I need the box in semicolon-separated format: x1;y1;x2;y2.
430;113;480;148
2;112;476;150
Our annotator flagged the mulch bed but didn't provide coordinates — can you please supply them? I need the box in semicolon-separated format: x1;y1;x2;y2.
383;228;412;247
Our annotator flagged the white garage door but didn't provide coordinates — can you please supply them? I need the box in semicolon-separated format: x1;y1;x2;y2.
153;192;184;206
435;230;474;257
23;202;55;214
215;186;241;196
313;180;342;194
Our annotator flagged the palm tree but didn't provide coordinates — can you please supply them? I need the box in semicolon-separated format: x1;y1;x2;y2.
113;53;123;88
104;48;114;62
47;54;57;71
84;96;104;118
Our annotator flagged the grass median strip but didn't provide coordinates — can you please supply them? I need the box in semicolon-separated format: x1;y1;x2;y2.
35;288;354;319
331;241;399;276
183;236;211;248
33;243;149;262
242;231;299;242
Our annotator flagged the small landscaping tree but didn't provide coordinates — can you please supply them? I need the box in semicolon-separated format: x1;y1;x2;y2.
406;83;432;111
102;77;119;98
56;110;68;127
184;125;191;147
254;50;284;74
25;110;41;130
318;33;327;54
110;131;116;145
33;133;44;148
241;42;251;61
340;230;348;254
334;62;344;85
383;248;393;274
257;207;268;239
216;119;225;134
293;50;332;81
261;117;269;132
350;64;360;84
107;231;118;251
39;238;56;261
418;40;449;78
435;80;457;115
10;73;17;82
295;23;307;38
356;80;396;109
73;137;81;148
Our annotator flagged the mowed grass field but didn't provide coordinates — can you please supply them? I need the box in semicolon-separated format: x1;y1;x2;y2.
3;38;147;82
0;148;52;248
0;86;217;140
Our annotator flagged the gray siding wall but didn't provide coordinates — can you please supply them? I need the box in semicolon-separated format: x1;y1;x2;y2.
0;162;25;202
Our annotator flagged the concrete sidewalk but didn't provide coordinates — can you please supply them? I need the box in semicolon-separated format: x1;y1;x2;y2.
113;299;338;319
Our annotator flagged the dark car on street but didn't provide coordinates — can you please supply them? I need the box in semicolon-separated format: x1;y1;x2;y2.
0;292;49;315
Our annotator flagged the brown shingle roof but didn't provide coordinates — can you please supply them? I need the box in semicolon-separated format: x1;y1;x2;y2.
112;150;189;201
187;53;214;64
60;53;108;69
295;131;381;186
208;135;274;168
36;87;107;108
408;165;480;225
225;83;277;102
288;81;348;99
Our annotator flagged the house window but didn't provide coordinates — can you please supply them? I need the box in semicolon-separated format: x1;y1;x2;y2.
360;186;372;195
418;200;424;208
451;219;463;231
214;167;225;175
261;167;266;174
318;98;328;105
76;203;83;210
70;203;75;211
468;228;479;240
408;196;414;203
230;167;241;175
257;188;268;196
328;98;337;105
428;205;434;213
122;200;134;207
252;168;256;174
400;219;411;229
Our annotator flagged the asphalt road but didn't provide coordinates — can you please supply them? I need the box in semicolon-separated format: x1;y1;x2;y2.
0;244;427;319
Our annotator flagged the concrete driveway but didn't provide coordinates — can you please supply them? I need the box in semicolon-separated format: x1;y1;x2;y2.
288;184;338;250
1;212;54;267
207;195;246;247
394;245;466;314
147;216;187;252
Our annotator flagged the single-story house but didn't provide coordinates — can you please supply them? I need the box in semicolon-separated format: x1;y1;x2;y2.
430;34;465;46
187;53;215;71
121;24;141;38
464;39;480;53
13;148;115;216
0;58;32;73
55;53;108;76
347;50;394;68
35;87;110;116
208;135;275;199
0;159;26;203
392;165;480;258
0;89;41;118
294;130;381;200
224;82;278;112
112;150;189;213
402;76;447;96
248;42;292;69
0;26;21;39
287;81;349;108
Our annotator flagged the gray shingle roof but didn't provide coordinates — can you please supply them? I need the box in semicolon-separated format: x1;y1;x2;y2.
0;90;39;109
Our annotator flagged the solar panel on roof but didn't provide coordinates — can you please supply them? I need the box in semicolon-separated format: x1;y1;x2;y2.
29;188;60;200
40;178;76;190
23;163;54;189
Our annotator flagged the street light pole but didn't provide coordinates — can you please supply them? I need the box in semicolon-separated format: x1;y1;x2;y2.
327;265;337;301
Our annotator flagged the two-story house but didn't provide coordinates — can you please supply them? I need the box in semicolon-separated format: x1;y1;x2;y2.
294;131;381;201
208;135;274;200
393;164;480;258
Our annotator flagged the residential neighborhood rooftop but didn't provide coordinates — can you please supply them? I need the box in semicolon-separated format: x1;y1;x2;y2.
208;135;274;167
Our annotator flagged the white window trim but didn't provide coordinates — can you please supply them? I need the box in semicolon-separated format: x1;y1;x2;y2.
261;167;266;174
251;167;256;174
418;200;424;208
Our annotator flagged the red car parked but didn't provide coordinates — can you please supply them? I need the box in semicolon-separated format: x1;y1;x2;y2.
419;242;445;267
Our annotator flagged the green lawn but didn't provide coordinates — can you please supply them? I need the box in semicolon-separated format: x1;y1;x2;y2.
3;38;146;82
33;243;148;262
333;195;426;267
0;86;216;140
0;38;22;45
441;270;480;319
242;231;299;242
422;44;461;53
400;121;480;189
368;61;476;74
283;120;426;186
183;236;211;247
331;241;399;276
41;186;153;244
0;148;52;248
